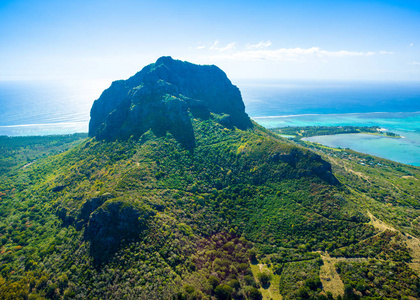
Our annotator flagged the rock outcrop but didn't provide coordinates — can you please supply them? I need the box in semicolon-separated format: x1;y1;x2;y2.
89;56;253;148
84;199;155;265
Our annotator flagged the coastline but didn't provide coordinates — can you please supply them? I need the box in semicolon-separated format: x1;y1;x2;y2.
301;132;420;167
0;121;89;136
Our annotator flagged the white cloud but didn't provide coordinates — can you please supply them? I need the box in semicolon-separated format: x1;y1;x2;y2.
379;51;394;55
412;61;420;66
196;45;206;50
209;47;393;61
411;43;414;47
210;40;236;52
247;41;272;49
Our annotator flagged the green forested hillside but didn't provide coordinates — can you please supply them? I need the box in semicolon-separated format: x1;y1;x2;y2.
1;120;419;299
1;57;420;300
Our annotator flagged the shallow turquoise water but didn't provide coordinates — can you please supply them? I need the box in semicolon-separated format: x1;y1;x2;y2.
303;133;420;166
252;112;420;166
251;111;420;131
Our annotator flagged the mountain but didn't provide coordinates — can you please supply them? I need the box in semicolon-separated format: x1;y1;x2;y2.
89;56;252;148
0;57;419;300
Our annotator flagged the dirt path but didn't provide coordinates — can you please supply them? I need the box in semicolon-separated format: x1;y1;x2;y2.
21;161;36;169
367;211;397;232
328;157;370;181
318;210;397;297
404;234;420;275
366;211;420;276
250;263;282;300
402;175;418;180
319;252;368;298
319;253;345;298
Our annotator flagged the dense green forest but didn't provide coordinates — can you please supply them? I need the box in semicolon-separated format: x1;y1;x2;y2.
0;134;87;176
0;122;419;299
1;57;420;299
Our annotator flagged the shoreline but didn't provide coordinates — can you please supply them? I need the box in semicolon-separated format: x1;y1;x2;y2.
270;125;419;167
299;131;403;139
302;133;419;167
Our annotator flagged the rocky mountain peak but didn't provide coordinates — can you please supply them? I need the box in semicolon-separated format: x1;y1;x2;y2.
89;57;253;148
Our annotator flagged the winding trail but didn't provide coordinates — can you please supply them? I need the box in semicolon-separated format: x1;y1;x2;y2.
366;210;420;276
319;210;416;297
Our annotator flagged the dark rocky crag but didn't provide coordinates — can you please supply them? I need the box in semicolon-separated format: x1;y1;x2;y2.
89;56;253;149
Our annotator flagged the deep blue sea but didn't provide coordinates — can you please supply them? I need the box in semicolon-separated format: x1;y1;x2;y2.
0;79;419;165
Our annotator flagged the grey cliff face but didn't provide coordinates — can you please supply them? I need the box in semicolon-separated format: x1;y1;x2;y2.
89;56;253;148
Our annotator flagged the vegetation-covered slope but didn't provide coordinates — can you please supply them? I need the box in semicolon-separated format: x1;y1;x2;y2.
0;118;380;300
271;126;420;299
1;58;419;300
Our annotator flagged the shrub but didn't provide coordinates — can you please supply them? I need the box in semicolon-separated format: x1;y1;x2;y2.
257;271;272;286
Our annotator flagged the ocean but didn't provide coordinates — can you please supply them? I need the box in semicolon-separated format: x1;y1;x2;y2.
0;79;419;165
239;80;420;166
0;80;108;136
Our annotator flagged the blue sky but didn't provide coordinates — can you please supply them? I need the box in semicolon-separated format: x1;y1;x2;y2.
1;0;419;82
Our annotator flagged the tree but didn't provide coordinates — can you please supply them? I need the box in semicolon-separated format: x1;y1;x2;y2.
208;275;220;289
257;271;272;286
245;286;262;300
214;284;233;300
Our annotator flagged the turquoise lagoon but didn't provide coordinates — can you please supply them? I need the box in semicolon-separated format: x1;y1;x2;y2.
252;112;420;166
239;80;420;166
